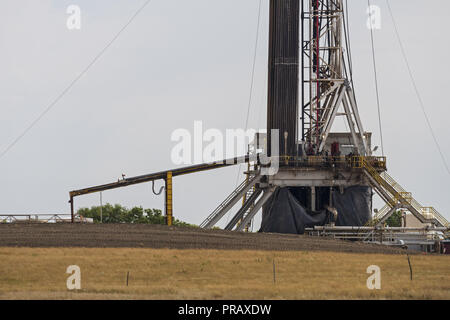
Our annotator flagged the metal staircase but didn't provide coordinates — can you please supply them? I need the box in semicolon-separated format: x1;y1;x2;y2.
357;157;448;227
200;173;262;229
225;187;262;231
235;187;278;232
240;187;258;232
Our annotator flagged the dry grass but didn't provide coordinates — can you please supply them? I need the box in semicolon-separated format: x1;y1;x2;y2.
0;247;448;300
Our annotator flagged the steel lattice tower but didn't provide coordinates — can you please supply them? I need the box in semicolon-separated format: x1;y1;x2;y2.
301;0;368;156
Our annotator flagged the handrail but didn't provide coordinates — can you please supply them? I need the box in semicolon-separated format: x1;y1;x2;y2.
200;173;260;228
360;157;448;227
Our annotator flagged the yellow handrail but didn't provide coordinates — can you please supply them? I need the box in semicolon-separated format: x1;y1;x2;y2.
359;156;448;227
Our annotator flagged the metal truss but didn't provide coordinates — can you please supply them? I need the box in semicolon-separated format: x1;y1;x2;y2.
301;0;368;155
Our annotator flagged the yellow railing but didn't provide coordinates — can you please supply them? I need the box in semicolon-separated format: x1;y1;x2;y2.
421;207;449;227
278;155;387;170
360;157;448;227
351;156;387;170
360;157;398;207
307;155;348;165
374;204;391;220
397;192;412;204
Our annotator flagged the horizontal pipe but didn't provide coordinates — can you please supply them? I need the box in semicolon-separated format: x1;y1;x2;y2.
70;155;250;198
306;226;448;231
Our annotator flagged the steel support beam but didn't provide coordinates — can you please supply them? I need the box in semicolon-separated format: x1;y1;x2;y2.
236;187;278;232
201;174;262;229
225;188;263;231
165;171;173;226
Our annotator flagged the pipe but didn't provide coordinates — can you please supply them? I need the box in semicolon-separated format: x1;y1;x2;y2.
70;196;74;223
165;171;173;226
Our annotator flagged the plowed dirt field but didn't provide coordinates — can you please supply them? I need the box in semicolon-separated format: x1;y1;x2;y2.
0;223;408;254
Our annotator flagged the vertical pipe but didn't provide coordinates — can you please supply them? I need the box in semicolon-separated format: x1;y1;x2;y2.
315;0;320;150
267;0;299;160
329;186;333;207
309;0;314;147
100;192;103;223
165;171;173;226
301;0;305;142
70;196;74;223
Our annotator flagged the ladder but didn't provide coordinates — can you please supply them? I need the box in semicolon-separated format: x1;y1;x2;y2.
235;187;277;232
237;165;258;232
200;173;262;229
358;157;448;227
241;187;257;232
225;187;262;231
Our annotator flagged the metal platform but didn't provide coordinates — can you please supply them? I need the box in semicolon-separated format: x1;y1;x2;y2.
305;225;448;253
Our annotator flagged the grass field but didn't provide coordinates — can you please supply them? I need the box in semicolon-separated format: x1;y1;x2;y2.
0;247;448;300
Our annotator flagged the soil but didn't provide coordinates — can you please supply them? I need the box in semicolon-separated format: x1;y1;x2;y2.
0;223;411;254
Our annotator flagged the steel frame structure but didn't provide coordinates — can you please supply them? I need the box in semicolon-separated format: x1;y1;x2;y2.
301;0;368;155
67;1;448;233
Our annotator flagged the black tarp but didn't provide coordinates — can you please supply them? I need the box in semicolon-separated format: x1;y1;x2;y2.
259;186;372;234
333;186;372;226
259;188;328;234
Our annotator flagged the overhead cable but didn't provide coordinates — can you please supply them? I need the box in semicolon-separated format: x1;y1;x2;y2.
386;0;450;174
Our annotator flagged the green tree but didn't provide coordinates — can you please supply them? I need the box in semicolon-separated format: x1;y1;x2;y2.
144;209;165;224
78;204;128;223
385;210;403;227
77;204;196;227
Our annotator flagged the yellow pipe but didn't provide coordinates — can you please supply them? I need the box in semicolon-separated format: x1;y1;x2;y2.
165;171;173;226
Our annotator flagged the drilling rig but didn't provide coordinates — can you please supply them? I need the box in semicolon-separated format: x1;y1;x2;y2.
70;0;448;240
200;0;448;233
202;0;376;233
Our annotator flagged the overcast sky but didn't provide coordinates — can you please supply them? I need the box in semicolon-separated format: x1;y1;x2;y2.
1;0;449;227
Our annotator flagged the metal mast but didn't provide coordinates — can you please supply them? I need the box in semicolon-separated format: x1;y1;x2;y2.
267;0;300;159
302;0;368;156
